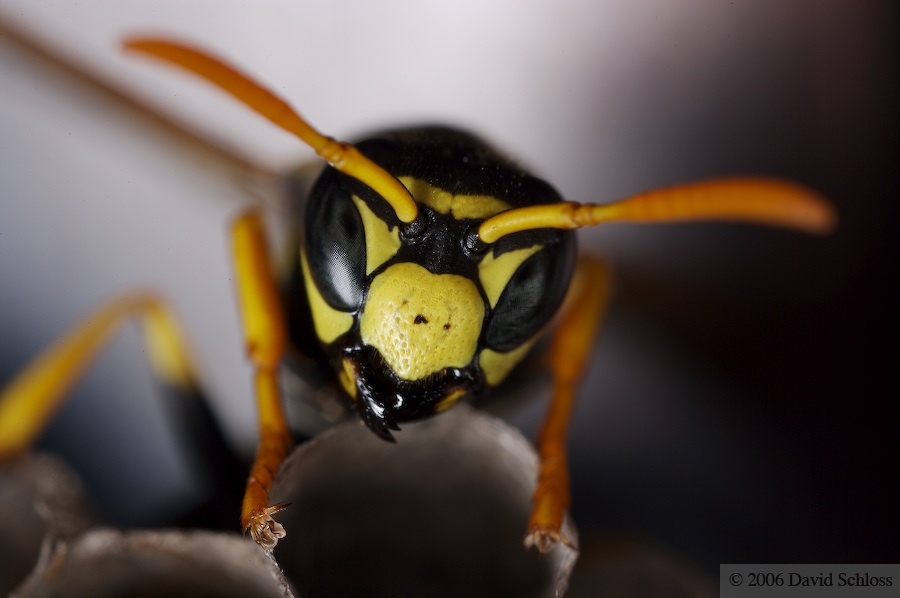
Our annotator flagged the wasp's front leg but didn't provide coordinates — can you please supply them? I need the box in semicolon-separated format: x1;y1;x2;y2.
525;255;611;553
231;210;293;550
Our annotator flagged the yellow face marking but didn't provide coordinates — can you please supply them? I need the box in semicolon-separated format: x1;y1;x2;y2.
300;249;354;344
479;336;539;387
351;196;401;275
478;245;543;308
360;262;484;381
339;357;358;399
398;176;511;220
435;388;467;413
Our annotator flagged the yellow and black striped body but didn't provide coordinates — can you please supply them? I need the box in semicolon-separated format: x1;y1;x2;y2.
290;127;576;439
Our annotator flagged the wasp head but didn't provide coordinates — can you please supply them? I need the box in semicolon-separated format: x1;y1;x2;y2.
295;128;576;440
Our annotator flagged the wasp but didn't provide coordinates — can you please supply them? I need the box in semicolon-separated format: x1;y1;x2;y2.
0;37;836;557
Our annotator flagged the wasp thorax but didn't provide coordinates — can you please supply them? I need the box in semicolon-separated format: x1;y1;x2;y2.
359;262;484;381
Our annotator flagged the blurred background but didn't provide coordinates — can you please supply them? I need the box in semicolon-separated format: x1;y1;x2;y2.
0;0;896;582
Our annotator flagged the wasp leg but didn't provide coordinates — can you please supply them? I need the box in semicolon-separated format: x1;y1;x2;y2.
524;255;612;553
231;210;292;550
0;293;200;460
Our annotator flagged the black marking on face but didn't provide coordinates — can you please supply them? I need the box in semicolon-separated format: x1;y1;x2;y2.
305;173;367;311
485;236;576;352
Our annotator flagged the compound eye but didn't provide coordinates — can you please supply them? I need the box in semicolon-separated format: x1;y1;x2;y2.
305;174;367;311
484;241;575;352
